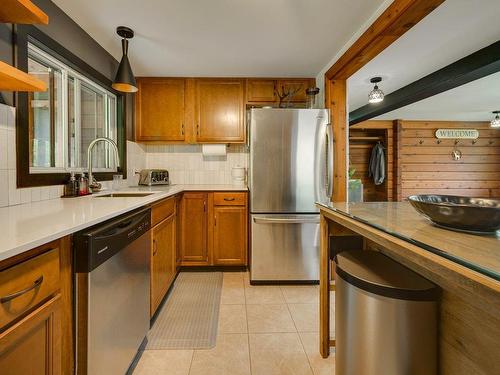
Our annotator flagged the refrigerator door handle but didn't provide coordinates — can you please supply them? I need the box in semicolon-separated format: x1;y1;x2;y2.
325;123;334;199
253;216;320;224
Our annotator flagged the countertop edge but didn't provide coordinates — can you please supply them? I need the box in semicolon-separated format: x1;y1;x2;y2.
0;185;247;262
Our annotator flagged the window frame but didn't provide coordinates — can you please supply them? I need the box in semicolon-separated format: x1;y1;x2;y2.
15;25;127;188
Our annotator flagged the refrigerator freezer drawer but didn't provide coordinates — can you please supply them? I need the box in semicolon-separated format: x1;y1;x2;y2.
250;214;320;282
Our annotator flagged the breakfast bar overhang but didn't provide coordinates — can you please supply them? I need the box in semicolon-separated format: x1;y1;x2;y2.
317;201;500;375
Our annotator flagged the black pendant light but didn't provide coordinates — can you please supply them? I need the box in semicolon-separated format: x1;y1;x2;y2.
112;26;138;93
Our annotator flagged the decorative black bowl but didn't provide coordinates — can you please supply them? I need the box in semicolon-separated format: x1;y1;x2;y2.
408;195;500;234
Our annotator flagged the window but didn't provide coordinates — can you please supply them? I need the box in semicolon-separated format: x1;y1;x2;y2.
28;43;118;173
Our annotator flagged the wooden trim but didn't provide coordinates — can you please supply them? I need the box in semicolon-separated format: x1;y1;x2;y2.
58;236;73;375
349;41;500;124
325;0;445;80
0;0;49;25
319;214;330;358
327;79;347;202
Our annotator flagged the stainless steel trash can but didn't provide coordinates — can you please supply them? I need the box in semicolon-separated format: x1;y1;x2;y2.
335;251;439;375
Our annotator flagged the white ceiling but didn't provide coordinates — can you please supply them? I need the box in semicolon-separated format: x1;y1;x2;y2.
375;71;500;121
348;0;500;113
52;0;386;78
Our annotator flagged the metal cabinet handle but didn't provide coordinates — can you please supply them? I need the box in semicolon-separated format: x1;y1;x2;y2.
153;240;158;256
181;123;185;135
224;197;235;201
1;276;44;303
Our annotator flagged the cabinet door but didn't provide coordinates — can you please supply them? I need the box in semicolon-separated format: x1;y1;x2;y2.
246;79;276;103
0;295;61;375
276;79;315;103
195;79;245;143
213;206;247;265
136;78;186;142
181;193;208;264
151;214;176;316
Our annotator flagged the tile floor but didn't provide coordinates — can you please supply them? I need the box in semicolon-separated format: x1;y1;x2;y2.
133;271;336;375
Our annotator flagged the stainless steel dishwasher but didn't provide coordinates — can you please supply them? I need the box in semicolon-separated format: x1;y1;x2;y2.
74;207;151;375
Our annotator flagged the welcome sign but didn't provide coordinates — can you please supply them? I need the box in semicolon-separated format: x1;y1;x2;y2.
435;129;479;139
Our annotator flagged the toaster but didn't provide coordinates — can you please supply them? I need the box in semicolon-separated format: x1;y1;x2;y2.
138;169;170;186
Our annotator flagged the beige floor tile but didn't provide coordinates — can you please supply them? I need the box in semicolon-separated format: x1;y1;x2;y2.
223;271;245;284
220;283;245;304
133;350;193;375
281;285;319;304
298;332;335;375
249;333;313;375
288;303;335;334
218;304;247;333
245;285;285;304
246;304;296;333
189;334;250;375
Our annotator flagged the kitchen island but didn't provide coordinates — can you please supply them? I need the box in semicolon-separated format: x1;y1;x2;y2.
318;201;500;375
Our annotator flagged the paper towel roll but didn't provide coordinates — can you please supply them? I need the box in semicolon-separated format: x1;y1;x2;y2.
202;144;226;156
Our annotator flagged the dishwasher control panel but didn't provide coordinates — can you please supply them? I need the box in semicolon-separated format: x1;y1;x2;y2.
74;207;151;273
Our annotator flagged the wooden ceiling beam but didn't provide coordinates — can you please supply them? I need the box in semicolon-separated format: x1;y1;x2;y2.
325;0;445;80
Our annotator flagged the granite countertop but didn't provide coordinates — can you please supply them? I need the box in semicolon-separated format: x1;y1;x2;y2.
0;184;247;262
317;201;500;282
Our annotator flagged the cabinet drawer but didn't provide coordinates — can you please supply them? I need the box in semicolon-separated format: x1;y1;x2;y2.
152;197;176;226
0;248;60;329
213;192;247;206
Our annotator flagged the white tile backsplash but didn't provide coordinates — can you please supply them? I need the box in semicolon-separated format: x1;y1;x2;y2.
144;144;248;185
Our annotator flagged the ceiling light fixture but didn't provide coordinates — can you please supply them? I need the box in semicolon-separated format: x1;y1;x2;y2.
112;26;138;93
368;77;384;104
491;111;500;128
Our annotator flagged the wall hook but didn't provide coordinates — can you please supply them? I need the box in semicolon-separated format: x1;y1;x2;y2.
419;139;424;145
454;139;459;145
471;140;477;145
437;140;442;144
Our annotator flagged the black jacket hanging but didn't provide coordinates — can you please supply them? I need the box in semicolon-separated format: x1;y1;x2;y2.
368;142;385;185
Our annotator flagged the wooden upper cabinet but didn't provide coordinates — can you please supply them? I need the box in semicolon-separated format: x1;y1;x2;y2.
181;192;209;265
135;78;186;142
276;79;315;103
195;79;245;143
246;79;277;103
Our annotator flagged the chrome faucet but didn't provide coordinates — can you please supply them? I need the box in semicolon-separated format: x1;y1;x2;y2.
87;137;121;193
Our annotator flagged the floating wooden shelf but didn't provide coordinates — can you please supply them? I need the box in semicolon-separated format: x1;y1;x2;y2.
0;0;49;25
0;61;46;92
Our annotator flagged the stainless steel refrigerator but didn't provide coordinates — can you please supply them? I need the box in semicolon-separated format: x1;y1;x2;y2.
249;108;332;282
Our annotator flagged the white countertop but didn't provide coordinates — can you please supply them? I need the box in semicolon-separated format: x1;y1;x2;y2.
0;184;247;262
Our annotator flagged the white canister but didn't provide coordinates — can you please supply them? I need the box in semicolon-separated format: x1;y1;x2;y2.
231;165;246;186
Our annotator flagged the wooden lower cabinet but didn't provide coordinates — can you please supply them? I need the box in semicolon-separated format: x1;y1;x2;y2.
180;193;209;265
179;191;248;267
151;213;177;316
0;294;62;375
213;206;247;265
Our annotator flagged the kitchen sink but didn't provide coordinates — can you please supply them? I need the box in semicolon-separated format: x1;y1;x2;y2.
94;193;155;198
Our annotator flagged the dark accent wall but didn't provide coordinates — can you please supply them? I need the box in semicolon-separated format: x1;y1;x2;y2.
0;0;134;137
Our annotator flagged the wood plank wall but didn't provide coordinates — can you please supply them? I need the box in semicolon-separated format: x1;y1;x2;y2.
396;120;500;200
349;121;394;201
